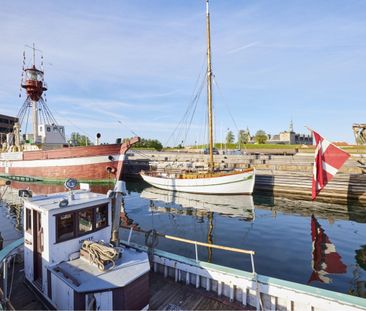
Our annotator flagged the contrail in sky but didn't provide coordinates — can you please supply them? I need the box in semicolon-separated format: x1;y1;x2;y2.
227;41;260;55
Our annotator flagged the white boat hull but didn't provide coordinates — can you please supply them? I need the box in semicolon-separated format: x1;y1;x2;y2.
140;169;255;194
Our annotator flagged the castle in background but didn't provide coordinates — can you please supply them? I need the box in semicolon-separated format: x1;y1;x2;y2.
268;121;313;145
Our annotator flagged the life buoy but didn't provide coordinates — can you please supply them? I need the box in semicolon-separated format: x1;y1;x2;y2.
106;166;117;174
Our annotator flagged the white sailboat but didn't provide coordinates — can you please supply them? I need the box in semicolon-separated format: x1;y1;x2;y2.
140;0;255;195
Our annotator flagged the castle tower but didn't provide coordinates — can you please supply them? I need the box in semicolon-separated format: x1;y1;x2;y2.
289;119;294;133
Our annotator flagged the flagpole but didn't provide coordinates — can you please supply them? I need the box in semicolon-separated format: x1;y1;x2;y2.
304;125;313;133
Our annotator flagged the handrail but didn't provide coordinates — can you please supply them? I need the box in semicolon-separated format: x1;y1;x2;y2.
0;238;23;264
0;237;23;304
120;225;255;256
164;234;255;255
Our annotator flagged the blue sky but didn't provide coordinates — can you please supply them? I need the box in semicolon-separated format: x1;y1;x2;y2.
0;0;365;145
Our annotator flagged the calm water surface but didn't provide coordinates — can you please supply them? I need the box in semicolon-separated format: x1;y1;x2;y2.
2;180;366;297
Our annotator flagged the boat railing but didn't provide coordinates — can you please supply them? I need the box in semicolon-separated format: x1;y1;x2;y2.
121;225;262;310
0;238;23;306
121;225;256;273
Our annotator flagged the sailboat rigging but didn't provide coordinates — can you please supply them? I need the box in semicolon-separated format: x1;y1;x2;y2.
140;0;255;194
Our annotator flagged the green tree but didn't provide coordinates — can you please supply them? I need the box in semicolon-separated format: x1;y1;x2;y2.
132;138;163;151
226;130;234;144
70;132;92;146
238;130;250;145
254;130;268;144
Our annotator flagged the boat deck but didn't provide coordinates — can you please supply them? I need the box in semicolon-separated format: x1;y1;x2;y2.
7;263;248;310
149;272;249;310
5;262;46;310
9;265;252;310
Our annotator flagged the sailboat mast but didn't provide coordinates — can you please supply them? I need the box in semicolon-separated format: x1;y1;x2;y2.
206;0;214;171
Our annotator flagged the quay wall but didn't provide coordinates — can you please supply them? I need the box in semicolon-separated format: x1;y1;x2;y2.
124;150;366;205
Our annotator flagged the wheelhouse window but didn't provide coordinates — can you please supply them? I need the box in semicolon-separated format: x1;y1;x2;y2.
96;205;108;229
56;213;75;242
55;204;108;243
25;208;32;233
78;209;93;234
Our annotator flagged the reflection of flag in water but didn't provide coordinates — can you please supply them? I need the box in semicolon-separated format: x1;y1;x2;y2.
308;215;347;284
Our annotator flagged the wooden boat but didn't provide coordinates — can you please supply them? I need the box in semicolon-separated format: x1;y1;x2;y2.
141;168;255;194
0;161;364;310
140;0;255;195
1;196;365;310
0;44;139;183
0;139;139;183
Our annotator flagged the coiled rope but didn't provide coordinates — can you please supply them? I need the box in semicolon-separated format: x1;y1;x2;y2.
81;240;119;271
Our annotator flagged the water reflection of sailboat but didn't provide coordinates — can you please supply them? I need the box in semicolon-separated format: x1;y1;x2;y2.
140;187;255;221
308;215;347;284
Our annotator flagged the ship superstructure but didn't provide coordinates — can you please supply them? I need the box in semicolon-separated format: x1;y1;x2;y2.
17;44;66;148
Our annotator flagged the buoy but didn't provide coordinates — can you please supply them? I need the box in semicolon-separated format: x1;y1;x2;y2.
106;166;117;174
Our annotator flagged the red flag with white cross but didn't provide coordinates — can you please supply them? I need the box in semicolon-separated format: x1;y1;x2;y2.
311;130;350;200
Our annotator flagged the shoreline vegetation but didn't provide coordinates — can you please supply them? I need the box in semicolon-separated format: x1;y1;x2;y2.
133;144;366;154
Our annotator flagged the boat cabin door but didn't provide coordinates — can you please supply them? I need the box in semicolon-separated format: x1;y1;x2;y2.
33;210;43;285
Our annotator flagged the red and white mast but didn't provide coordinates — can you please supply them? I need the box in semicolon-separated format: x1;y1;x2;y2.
20;43;47;144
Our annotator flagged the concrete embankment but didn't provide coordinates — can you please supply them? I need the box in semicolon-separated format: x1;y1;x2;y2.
124;150;366;205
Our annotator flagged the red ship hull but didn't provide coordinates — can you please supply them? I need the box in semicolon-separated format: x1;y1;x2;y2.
0;138;139;183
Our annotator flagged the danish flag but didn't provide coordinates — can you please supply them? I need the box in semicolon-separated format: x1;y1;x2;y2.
311;130;350;200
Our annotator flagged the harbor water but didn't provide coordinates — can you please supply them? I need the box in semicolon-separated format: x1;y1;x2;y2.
1;180;365;297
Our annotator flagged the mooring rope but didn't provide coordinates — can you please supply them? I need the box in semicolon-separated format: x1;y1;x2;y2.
81;240;119;271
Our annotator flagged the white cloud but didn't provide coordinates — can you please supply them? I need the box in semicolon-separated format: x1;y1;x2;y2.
0;0;365;143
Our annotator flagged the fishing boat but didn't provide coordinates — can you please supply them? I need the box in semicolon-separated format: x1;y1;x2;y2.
140;0;255;195
0;182;366;310
0;44;139;183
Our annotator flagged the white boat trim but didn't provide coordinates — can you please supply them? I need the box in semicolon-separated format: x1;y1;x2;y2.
140;169;255;194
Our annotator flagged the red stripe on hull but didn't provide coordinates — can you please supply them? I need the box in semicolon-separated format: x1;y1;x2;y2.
7;161;119;181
